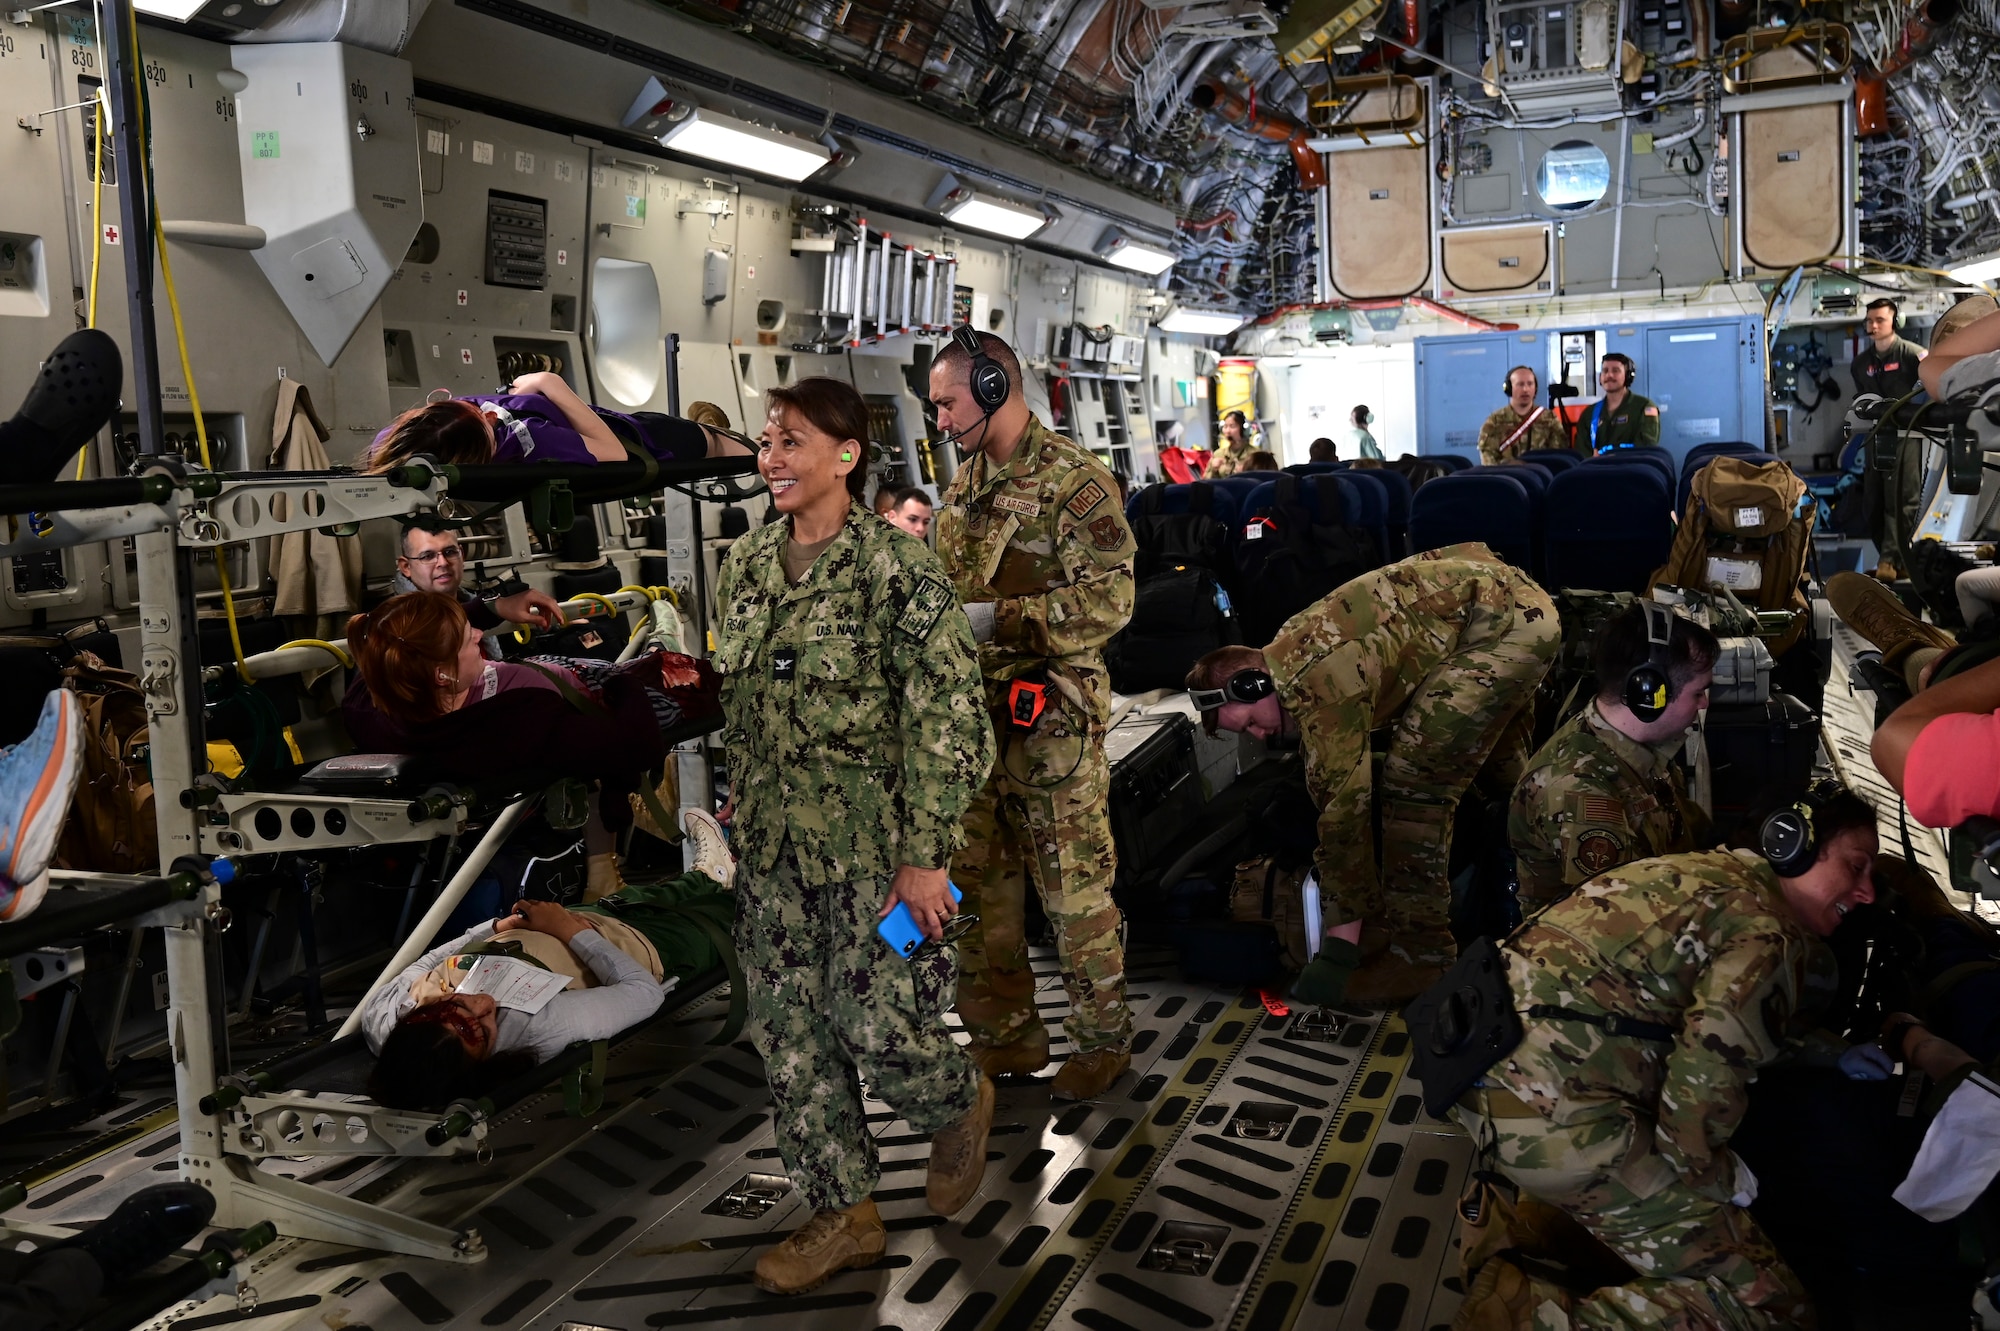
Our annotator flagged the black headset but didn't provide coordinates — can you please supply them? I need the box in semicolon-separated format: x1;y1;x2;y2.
1869;300;1903;332
1603;352;1638;383
1759;780;1842;878
1503;366;1536;397
1189;668;1275;714
1622;601;1676;724
954;325;1010;413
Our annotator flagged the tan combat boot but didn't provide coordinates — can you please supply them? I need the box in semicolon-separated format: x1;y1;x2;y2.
680;807;736;890
1345;932;1451;1007
926;1074;995;1215
1826;572;1955;664
1050;1043;1130;1101
968;1025;1050;1079
1454;1256;1556;1331
752;1198;886;1295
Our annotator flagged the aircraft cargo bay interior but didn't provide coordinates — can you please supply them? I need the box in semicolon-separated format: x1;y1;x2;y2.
4;0;2000;1324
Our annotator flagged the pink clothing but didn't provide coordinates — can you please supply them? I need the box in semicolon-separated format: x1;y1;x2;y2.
465;660;575;705
1904;710;2000;827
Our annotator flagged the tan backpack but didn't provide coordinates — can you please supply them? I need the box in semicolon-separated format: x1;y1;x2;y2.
56;653;158;875
1653;456;1815;656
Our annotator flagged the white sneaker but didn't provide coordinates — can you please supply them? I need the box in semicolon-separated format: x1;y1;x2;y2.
680;807;735;890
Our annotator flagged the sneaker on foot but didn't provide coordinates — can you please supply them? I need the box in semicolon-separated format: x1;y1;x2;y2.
44;1182;215;1284
926;1074;995;1215
752;1198;885;1294
1827;571;1955;663
0;691;84;923
680;807;734;889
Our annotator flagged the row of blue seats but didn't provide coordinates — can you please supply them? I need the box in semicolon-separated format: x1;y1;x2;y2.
1139;441;1772;594
1147;466;1419;565
1409;443;1771;590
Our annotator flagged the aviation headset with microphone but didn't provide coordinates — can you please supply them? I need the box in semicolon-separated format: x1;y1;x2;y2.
1622;600;1677;724
1189;667;1276;715
1503;366;1536;396
1868;300;1903;332
955;325;1010;413
1758;780;1842;877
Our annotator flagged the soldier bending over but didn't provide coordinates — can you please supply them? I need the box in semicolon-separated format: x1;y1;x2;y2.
1187;543;1560;1006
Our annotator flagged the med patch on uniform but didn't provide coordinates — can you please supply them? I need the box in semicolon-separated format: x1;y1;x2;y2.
1064;480;1108;520
1573;829;1625;877
897;576;956;641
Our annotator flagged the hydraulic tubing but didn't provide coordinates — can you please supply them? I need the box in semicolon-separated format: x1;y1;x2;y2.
1189;81;1328;189
0;872;202;956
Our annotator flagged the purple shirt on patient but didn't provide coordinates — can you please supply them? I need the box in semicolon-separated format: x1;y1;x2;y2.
465;393;647;465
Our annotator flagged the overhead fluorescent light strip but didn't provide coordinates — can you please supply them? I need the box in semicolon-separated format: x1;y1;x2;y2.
942;195;1051;240
1158;307;1247;336
1106;242;1177;276
659;108;831;183
134;0;210;21
1948;254;2000;285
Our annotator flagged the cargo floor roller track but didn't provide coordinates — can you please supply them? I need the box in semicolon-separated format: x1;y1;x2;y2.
11;945;1475;1331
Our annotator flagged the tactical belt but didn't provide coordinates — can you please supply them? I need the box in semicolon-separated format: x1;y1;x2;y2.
1525;1004;1677;1043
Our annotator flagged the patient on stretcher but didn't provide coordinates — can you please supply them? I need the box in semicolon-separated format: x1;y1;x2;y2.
363;878;734;1110
362;373;749;473
341;593;720;821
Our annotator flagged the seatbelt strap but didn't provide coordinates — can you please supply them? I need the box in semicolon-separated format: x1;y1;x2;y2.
520;660;609;716
1499;407;1546;458
1524;1003;1677;1043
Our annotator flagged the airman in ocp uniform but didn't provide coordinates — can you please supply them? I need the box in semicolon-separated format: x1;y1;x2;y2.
1509;604;1718;910
930;330;1138;1101
1189;544;1560;1006
1451;789;1889;1329
1478;366;1571;464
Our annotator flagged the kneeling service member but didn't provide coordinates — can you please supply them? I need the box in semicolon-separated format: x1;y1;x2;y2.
1188;544;1560;1006
931;328;1137;1101
1510;602;1717;910
1450;786;1887;1330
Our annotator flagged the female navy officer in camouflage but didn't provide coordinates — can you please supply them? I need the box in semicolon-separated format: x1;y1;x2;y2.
714;378;998;1296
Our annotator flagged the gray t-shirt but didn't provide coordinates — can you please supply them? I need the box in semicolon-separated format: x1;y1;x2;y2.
360;920;666;1063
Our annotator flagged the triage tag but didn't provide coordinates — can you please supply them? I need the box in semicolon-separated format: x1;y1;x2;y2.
457;955;570;1014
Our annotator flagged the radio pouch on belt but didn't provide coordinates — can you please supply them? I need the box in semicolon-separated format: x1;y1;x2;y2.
1403;936;1524;1118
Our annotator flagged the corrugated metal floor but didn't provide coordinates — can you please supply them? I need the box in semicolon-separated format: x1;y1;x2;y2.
0;947;1472;1331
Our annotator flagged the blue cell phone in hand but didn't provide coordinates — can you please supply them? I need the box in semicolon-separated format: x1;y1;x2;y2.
878;882;963;958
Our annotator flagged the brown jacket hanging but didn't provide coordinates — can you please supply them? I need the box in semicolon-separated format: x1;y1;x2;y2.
266;378;362;620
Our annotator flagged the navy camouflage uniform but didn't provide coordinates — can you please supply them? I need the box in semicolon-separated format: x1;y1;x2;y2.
715;503;996;1211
